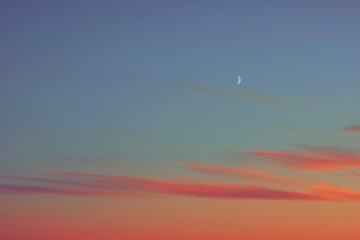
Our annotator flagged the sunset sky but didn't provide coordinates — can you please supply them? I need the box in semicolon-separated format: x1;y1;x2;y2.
1;1;360;239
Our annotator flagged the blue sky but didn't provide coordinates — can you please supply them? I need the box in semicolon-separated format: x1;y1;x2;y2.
1;0;359;183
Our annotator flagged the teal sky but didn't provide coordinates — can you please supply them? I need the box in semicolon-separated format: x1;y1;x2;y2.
1;0;359;175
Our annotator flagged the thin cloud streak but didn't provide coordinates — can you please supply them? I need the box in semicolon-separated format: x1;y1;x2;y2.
277;122;308;134
44;169;325;200
180;162;323;185
0;181;321;201
309;185;360;202
5;169;360;202
342;124;360;134
0;183;140;198
0;174;95;188
251;146;360;171
125;74;298;107
44;168;331;201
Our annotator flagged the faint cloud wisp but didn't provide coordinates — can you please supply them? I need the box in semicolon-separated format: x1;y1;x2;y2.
252;146;360;172
341;124;360;134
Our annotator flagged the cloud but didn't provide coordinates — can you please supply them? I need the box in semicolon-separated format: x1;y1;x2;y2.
180;162;322;185
309;185;360;202
0;183;140;198
341;124;360;134
125;74;297;107
7;168;360;202
0;174;95;188
277;122;308;134
0;169;325;201
47;169;328;200
251;146;360;171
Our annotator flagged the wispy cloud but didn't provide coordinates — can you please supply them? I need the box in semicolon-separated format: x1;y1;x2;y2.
0;183;140;198
180;162;322;185
341;124;360;134
5;168;360;202
309;185;360;202
0;169;324;201
251;146;360;172
0;174;93;187
277;122;308;134
125;74;297;107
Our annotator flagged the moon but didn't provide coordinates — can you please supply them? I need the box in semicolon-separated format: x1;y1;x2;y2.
236;76;242;85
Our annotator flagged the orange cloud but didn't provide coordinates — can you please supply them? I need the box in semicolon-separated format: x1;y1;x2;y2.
180;162;322;185
309;185;360;201
0;168;327;201
7;169;360;202
251;147;360;171
0;183;140;198
47;169;327;200
342;124;360;134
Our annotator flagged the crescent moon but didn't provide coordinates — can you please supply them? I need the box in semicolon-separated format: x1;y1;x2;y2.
236;76;242;85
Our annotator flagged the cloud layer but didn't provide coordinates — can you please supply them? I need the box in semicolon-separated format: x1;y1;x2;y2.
2;166;360;202
310;185;360;202
180;162;322;185
252;146;360;171
0;169;326;201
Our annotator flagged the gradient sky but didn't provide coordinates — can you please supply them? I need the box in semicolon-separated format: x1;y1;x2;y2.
1;1;360;239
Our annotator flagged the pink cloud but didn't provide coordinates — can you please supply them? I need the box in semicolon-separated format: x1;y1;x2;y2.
342;124;360;134
180;162;322;185
44;168;324;201
251;147;360;171
5;169;360;202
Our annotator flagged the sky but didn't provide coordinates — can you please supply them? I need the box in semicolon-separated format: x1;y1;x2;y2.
1;0;360;239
